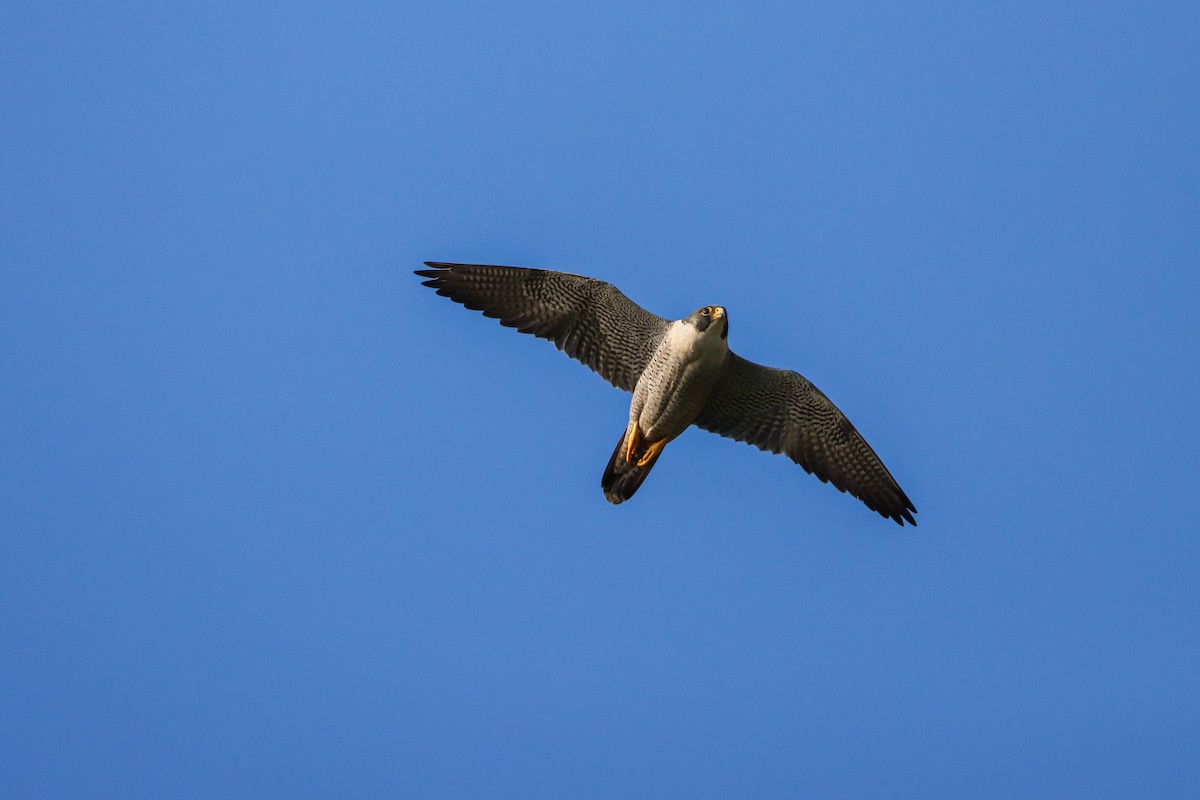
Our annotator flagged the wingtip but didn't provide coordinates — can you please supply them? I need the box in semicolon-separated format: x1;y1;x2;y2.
881;502;917;526
416;262;460;281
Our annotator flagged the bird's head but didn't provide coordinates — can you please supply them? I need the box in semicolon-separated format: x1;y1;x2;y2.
686;305;728;339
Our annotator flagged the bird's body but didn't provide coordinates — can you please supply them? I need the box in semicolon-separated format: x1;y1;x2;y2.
416;262;918;526
630;314;728;443
604;308;730;503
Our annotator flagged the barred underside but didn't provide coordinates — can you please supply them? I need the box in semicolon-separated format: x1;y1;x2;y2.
415;263;670;392
694;354;917;526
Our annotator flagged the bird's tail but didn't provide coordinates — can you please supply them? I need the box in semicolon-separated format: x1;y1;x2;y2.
601;422;668;504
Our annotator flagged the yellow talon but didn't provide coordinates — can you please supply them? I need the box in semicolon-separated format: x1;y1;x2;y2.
624;421;641;463
637;438;667;467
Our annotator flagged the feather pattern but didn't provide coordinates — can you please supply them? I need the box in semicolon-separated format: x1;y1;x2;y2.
415;263;670;392
694;354;917;525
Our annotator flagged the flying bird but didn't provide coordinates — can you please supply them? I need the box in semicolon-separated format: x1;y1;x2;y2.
415;262;917;525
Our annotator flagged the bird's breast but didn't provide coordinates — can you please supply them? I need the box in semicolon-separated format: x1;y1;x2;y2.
632;322;729;440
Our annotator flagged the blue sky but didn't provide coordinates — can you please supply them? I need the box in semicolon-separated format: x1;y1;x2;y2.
2;0;1198;796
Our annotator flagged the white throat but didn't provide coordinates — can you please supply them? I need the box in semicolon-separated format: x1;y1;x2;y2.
665;319;728;363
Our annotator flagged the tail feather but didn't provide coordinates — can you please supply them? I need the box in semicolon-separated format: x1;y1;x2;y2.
601;428;665;504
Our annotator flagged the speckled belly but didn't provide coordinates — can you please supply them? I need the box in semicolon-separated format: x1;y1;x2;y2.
630;337;726;442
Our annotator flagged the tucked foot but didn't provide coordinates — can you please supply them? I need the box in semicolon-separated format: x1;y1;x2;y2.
637;438;667;467
623;420;642;463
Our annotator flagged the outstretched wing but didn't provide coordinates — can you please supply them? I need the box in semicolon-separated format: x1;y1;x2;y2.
695;353;917;525
415;262;670;392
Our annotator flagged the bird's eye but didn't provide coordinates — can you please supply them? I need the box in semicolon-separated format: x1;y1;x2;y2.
701;307;711;316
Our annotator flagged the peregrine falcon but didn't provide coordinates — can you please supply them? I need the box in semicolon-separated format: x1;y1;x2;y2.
416;262;917;525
